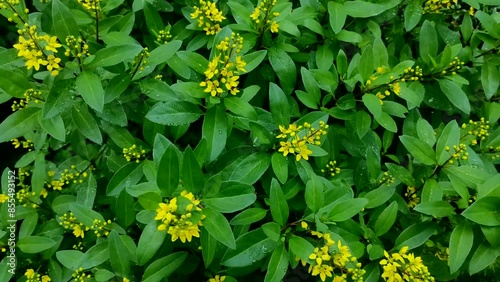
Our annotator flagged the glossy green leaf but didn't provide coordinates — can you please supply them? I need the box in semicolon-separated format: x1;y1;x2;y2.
146;101;203;126
157;145;180;197
71;105;102;144
89;45;143;67
80;241;109;269
374;201;398;236
269;82;290;126
0;107;40;143
106;162;144;197
51;0;79;41
264;242;289;282
329;198;368;222
222;228;276;267
17;236;57;253
203;207;236;249
137;222;167;266
328;2;346;33
230;208;267;225
142;252;187;282
438;79;471;114
108;231;131;277
270;178;289;226
76;71;105;113
449;221;474;274
414;201;455;218
271;152;288;184
462;197;500;226
395;222;438;250
399;135;436;165
268;48;296;94
202;105;227;162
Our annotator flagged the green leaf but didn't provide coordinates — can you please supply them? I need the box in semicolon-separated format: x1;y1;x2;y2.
201;228;217;267
230;208;267;225
374;112;397;133
478;174;500;198
301;67;321;104
0;69;31;98
176;51;209;74
228;152;270;185
481;62;499;100
364;185;396;209
80;240;109;269
469;243;499;275
270;178;289;226
202;105;228;162
222;228;276;267
363;94;382;118
116;189;135;228
438;79;471;114
385;163;415;186
182;146;204;194
18;213;38;239
108;231;130;277
269;82;291;126
268;48;296;94
316;45;334;70
88;45;143;67
443;165;490;189
374;201;398;236
462;197;500;226
137;222;167;266
336;30;363;43
271;152;288;184
399;135;436;165
404;0;422;31
449;221;474;274
329;198;368;222
414;201;455;218
420;20;438;64
224;96;257;120
51;0;79;41
70;203;105;227
71;105;102;144
142;252;187;282
157;145;180;197
203;207;236;249
305;177;324;213
343;1;391;18
39;114;66;142
395;222;438;250
17;236;57;253
359;46;374;82
106;162;144;197
56;250;84;270
203;181;256;213
76;71;105;113
76;170;96;207
416;118;436;147
435;120;460;165
264;242;289;282
138;192;162;210
288;235;315;262
146;101;203;126
0;107;40;143
242;50;267;73
328;2;346;33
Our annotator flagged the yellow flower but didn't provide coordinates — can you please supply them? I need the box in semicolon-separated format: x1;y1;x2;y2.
208;275;226;282
301;221;308;229
309;246;331;266
270;21;279;33
25;50;48;71
310;264;333;282
25;269;36;279
45;36;62;52
0;194;8;203
46;54;61;76
73;224;85;238
167;220;201;243
41;275;51;282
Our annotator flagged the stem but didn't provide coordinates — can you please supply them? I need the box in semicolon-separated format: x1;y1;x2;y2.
94;5;99;42
130;54;145;80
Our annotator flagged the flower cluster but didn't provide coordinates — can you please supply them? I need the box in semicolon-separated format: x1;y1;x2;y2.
64;36;90;58
0;0;20;10
488;146;500;160
298;226;365;282
445;143;469;164
250;0;280;33
13;24;62;75
156;27;172;45
461;117;489;146
366;67;403;105
423;0;458;14
131;48;150;76
25;269;51;282
377;171;395;186
90;219;112;237
441;57;465;76
72;267;92;282
405;186;419;208
16;187;48;208
123;144;147;163
11;138;34;150
77;0;100;17
46;165;90;191
208;275;226;282
155;190;204;243
11;89;43;111
200;33;247;97
380;246;434;282
277;121;328;161
190;0;226;35
0;194;8;203
321;160;341;177
400;66;423;82
59;212;90;238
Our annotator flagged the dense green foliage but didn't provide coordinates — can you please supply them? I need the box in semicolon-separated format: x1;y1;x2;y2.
0;0;499;281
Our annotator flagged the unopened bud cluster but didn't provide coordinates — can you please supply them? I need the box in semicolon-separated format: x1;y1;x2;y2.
72;267;92;282
11;89;43;111
46;165;90;191
461;117;489;146
321;160;341;176
445;143;468;163
405;186;419;208
11;138;34;150
156;27;172;45
64;36;90;58
377;171;395;186
123;144;147;163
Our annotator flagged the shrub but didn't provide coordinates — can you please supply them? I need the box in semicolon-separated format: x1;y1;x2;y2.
0;0;499;281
